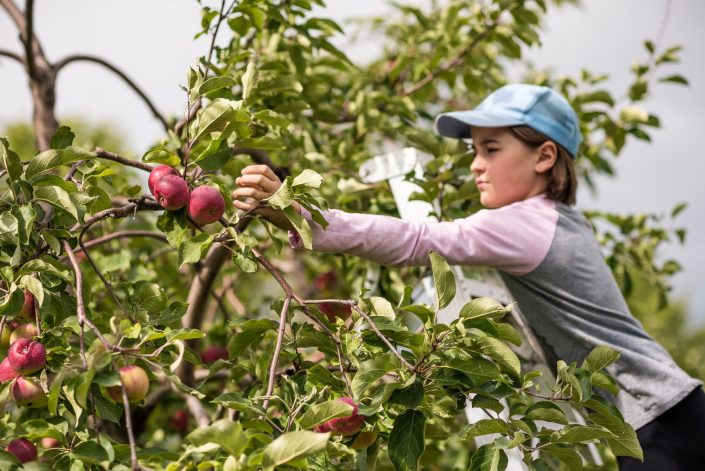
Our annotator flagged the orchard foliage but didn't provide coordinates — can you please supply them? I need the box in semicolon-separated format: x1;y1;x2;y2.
0;0;691;469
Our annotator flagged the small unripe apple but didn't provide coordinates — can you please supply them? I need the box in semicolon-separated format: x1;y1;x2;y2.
0;357;19;383
5;438;37;463
40;437;60;449
188;186;225;225
9;323;38;343
20;290;36;320
314;397;365;436
169;409;189;432
8;338;46;375
200;346;229;364
154;174;189;210
11;376;47;407
148;164;179;195
0;325;11;348
350;430;378;449
107;365;150;403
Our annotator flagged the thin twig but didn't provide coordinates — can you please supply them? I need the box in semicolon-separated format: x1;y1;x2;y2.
263;296;291;411
117;361;140;470
53;56;169;132
0;48;24;64
24;0;35;77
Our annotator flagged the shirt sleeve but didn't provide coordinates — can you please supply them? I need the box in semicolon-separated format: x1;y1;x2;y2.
288;198;558;276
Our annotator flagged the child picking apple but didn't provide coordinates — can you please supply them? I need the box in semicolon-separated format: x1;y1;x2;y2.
232;84;705;470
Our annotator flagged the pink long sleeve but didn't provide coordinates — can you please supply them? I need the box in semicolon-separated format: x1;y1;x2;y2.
289;194;558;276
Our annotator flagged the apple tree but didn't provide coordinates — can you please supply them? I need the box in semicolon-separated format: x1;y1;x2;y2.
0;0;690;469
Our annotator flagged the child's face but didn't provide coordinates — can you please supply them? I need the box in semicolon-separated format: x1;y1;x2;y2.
469;127;549;209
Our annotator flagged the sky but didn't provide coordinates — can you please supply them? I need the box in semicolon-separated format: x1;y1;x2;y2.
0;0;703;324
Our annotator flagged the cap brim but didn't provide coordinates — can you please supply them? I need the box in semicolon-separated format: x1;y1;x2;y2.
435;110;524;138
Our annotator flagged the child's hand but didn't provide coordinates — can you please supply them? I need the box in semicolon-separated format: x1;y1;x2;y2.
231;165;300;230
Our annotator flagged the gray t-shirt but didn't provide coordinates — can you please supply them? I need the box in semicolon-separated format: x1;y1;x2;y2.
291;194;702;429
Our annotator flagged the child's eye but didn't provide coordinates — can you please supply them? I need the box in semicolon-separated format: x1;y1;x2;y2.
486;148;499;154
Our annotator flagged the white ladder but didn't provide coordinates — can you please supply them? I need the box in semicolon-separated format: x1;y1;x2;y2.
359;147;602;469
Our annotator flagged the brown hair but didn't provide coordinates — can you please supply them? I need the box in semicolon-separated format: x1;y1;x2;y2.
509;126;578;206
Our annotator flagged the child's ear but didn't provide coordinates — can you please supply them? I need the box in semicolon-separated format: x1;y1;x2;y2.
535;141;558;174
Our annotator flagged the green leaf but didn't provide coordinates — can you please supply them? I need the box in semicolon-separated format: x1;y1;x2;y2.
20;256;74;283
298;400;354;430
199;76;237;95
142;146;180;166
388;378;424;409
388;409;426;471
540;444;582;471
241;59;258;100
187;419;247;456
262;431;329;469
459;419;510;440
157;211;189;249
292;169;324;189
50;126;75;149
368;296;395;319
232;249;258;273
283;206;312;250
658;74;689;85
130;281;168;313
228;319;278;358
429;252;455;310
305;364;346;393
0;137;22;181
69;441;109;465
178;232;213;268
524;401;568;425
448;356;501;384
551;424;614;444
468;444;507;471
459;297;511;321
34;185;79;222
582;345;621;372
235;136;284;150
0;211;19;245
24;149;63;180
589;412;642;460
192;98;238;145
476;336;521;377
352;354;400;398
253;109;289;128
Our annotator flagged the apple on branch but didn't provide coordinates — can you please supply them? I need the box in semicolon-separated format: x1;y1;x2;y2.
188;186;225;225
148;164;179;195
11;376;48;407
0;357;19;383
154;174;190;210
20;290;36;320
107;365;150;403
7;338;46;375
9;323;38;344
5;438;37;463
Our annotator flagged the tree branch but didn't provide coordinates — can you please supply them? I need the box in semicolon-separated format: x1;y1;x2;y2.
54;55;169;132
263;296;291;411
401;20;501;97
24;0;35;77
94;148;154;172
0;48;24;65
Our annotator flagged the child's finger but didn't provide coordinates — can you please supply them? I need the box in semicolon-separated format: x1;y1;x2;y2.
241;165;281;185
236;174;279;193
232;186;270;201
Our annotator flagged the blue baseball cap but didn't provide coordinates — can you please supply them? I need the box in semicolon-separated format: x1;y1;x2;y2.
435;84;582;158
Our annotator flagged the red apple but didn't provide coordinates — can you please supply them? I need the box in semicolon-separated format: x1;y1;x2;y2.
11;376;47;407
169;409;189;432
314;397;365;436
319;302;352;322
200;346;229;364
0;357;19;383
315;271;338;292
8;338;46;375
5;438;37;463
154;174;189;210
107;365;150;403
9;323;38;343
350;430;378;449
148;164;179;195
20;290;36;320
188;186;225;225
40;437;60;449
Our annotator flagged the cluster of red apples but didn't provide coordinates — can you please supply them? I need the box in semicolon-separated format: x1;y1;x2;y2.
149;165;225;225
0;291;49;463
